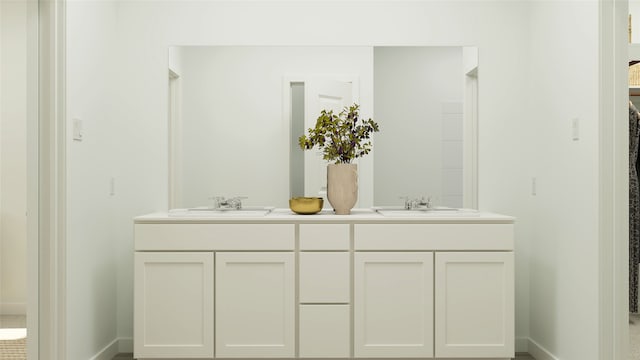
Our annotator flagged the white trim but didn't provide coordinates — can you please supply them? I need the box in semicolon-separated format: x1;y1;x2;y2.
282;73;361;200
599;0;628;360
168;70;182;208
89;338;120;360
87;337;133;359
38;0;67;359
463;69;479;210
118;337;133;353
0;303;27;315
528;338;559;360
26;0;39;358
0;0;4;301
515;337;529;353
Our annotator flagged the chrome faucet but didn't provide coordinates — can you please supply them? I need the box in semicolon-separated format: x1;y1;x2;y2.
400;196;432;210
211;196;247;210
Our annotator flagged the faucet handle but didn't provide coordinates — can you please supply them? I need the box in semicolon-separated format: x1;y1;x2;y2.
418;196;432;208
208;196;226;208
228;196;248;209
398;196;411;209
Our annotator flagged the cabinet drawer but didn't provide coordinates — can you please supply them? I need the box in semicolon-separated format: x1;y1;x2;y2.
300;224;350;250
299;305;350;358
354;223;514;251
135;223;295;250
300;252;350;303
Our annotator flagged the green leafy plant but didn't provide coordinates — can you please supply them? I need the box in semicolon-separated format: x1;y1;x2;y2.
298;103;379;164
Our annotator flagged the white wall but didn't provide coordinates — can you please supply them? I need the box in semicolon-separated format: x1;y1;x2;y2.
66;1;120;358
60;1;616;358
176;46;373;208
463;46;479;75
525;1;600;359
112;1;532;350
632;1;640;44
0;0;28;316
373;46;463;207
168;46;183;76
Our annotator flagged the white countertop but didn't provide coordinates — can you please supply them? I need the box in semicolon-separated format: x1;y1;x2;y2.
134;208;514;224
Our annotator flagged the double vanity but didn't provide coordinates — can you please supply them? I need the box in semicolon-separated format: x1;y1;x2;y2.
133;208;514;360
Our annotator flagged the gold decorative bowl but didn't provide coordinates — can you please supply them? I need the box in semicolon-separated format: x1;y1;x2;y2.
289;197;323;215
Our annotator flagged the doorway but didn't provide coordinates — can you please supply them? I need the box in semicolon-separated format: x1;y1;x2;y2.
285;75;360;206
0;1;34;359
628;4;640;360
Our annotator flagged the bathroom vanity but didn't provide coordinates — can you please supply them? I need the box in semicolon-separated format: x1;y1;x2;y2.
133;209;514;360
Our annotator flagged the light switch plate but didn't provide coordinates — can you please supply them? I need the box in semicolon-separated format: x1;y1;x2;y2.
73;118;83;141
571;118;580;141
531;177;537;196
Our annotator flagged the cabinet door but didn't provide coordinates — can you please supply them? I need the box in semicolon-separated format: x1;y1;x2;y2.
216;252;295;358
434;252;514;358
134;252;214;358
354;252;434;358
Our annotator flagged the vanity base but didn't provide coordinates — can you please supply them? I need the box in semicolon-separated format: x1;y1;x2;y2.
134;211;515;360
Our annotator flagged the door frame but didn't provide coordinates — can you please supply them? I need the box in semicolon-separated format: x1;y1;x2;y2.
26;0;39;358
464;65;479;210
37;0;67;358
168;69;181;209
282;74;365;202
599;0;629;359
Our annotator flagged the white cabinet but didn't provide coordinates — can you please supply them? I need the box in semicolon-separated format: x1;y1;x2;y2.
434;252;514;358
215;252;295;358
354;252;434;358
299;251;351;358
299;305;350;358
298;225;351;358
299;252;350;303
299;224;350;250
134;215;514;360
134;252;214;359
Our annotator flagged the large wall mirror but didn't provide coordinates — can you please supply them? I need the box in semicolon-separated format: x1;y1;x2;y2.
168;46;478;209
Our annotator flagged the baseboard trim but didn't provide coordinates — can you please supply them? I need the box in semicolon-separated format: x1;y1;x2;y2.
0;302;26;315
89;338;119;360
118;337;133;353
528;337;559;360
515;337;529;353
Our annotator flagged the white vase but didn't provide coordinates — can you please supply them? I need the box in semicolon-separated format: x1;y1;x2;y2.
327;163;358;215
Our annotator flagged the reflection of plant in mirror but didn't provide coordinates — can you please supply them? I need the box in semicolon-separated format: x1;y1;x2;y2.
298;104;380;164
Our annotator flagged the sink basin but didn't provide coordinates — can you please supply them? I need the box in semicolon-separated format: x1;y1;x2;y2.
168;207;274;217
374;207;480;217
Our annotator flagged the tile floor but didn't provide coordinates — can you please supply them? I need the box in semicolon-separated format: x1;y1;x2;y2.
0;316;537;360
